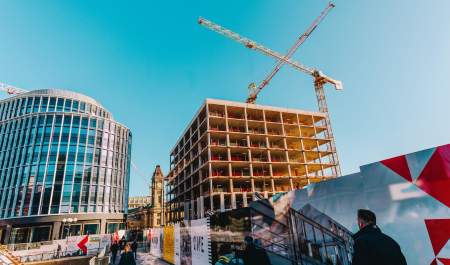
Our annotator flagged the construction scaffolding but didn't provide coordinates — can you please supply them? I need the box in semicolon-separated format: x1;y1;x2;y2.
166;99;340;223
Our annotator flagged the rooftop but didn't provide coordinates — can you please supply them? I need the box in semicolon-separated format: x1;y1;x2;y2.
11;89;104;108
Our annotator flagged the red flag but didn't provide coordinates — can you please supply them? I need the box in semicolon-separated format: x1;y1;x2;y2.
113;231;119;243
77;235;89;254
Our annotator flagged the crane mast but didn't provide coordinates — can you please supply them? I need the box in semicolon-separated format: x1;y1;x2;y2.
198;2;342;176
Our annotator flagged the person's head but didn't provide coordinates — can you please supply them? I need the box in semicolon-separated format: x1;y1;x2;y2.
357;209;376;229
244;236;254;246
124;243;132;253
121;236;125;240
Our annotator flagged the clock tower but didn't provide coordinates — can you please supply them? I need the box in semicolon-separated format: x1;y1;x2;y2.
149;165;164;227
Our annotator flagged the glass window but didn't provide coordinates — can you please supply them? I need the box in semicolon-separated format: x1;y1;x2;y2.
62;224;81;238
63;115;72;127
25;98;33;114
64;99;72;112
79;102;85;112
40;97;48;112
72;116;80;127
56;98;64;111
89;118;97;129
81;117;88;128
54;115;63;126
106;223;121;234
33;97;40;113
10;227;30;244
72;101;79;112
83;223;98;235
48;97;56;112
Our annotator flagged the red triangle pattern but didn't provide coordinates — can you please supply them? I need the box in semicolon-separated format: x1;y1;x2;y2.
416;146;450;208
425;219;450;256
430;258;438;265
438;258;450;265
381;155;413;182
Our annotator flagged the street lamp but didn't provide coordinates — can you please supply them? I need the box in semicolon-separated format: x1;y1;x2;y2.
62;218;78;239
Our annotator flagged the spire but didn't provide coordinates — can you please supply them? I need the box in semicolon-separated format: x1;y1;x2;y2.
152;165;164;180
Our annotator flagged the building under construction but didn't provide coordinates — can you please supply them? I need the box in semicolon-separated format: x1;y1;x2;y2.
166;99;340;222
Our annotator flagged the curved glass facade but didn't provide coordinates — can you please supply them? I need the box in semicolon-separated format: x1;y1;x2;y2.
0;89;131;219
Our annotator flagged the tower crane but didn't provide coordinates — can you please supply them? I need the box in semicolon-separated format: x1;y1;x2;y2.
198;2;342;175
0;82;28;95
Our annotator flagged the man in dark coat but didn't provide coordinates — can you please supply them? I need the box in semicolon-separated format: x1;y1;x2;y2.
352;209;407;265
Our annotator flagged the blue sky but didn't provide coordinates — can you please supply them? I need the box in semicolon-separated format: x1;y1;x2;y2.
1;1;449;196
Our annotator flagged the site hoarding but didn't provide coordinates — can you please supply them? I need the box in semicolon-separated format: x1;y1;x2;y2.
174;223;181;265
163;226;175;264
190;218;211;265
150;228;162;258
179;220;192;265
10;144;450;265
147;219;211;265
269;144;450;265
11;234;112;262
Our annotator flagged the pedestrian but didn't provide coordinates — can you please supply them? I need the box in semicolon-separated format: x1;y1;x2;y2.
56;244;61;259
118;243;136;265
110;241;119;265
352;209;407;265
119;236;127;252
131;240;138;259
242;236;271;265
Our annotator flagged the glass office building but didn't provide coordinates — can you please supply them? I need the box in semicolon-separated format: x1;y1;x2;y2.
0;89;132;244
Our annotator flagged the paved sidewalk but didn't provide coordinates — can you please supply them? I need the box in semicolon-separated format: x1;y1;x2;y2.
136;252;170;265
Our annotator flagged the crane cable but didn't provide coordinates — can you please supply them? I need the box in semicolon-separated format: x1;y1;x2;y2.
130;160;151;187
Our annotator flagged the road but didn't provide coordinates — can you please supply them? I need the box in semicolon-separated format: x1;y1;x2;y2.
110;251;169;265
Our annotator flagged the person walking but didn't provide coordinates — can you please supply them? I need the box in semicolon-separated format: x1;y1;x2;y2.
118;243;136;265
242;236;271;265
110;241;119;265
352;209;407;265
131;240;138;259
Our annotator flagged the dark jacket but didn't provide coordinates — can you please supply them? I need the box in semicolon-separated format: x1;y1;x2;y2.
110;243;119;254
243;245;271;265
131;241;138;252
118;252;136;265
119;239;127;250
352;224;407;265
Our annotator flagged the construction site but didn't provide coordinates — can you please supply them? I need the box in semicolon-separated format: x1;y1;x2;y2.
165;99;340;222
166;2;343;222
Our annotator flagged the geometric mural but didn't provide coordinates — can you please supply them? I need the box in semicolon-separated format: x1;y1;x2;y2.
381;144;450;208
425;219;450;265
381;145;450;265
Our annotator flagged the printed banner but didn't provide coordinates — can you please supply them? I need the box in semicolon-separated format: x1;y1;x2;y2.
163;226;175;264
180;221;192;265
190;218;210;265
174;223;181;265
150;228;162;258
